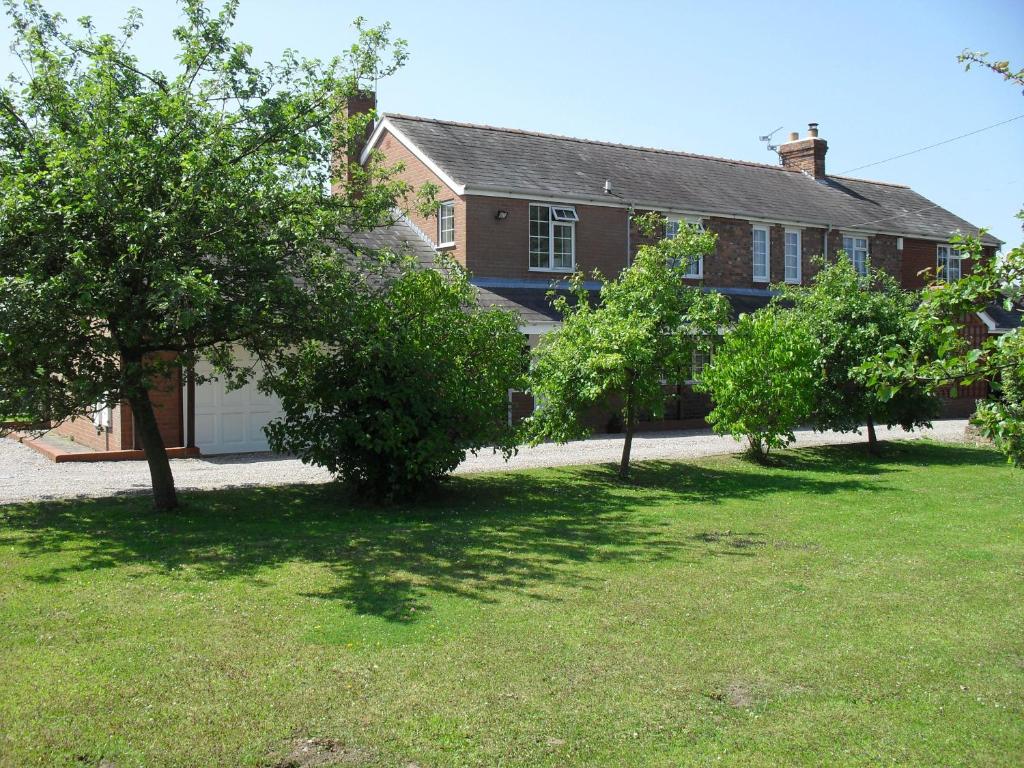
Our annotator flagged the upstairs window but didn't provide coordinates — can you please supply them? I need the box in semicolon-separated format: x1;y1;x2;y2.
843;235;869;276
437;201;455;247
784;229;801;284
689;348;712;383
530;203;575;271
752;225;770;282
936;245;962;282
665;217;704;278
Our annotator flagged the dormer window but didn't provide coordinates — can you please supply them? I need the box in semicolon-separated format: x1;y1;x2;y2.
936;245;962;282
437;200;455;247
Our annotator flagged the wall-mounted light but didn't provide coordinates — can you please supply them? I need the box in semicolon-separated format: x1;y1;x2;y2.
495;210;508;221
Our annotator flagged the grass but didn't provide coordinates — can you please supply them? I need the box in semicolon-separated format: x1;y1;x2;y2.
0;441;1021;767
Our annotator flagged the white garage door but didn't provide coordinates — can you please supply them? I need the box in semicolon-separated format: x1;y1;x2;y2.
193;351;285;455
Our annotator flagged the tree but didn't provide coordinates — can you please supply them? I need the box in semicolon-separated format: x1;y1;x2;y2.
263;255;527;501
779;256;940;453
695;307;818;461
526;220;729;478
973;330;1024;466
0;1;424;510
860;50;1023;466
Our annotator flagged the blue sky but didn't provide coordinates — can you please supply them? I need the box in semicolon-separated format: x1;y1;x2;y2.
3;0;1022;244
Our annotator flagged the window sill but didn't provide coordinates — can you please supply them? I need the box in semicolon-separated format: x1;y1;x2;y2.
437;242;456;250
528;267;575;273
753;277;770;284
784;278;801;284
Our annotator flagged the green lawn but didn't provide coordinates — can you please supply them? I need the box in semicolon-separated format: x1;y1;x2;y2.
1;441;1021;767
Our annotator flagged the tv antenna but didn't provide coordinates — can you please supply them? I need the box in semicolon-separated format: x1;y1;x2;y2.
759;126;784;154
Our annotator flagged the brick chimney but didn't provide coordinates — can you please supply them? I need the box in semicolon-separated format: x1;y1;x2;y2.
332;90;377;195
777;122;828;179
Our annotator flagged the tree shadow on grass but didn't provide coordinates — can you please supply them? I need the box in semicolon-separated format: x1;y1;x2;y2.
0;442;987;623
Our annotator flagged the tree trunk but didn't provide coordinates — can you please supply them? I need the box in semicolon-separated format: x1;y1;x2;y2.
619;395;636;480
866;413;878;455
124;355;178;511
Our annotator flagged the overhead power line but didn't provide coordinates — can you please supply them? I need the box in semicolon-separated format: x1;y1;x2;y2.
838;114;1024;175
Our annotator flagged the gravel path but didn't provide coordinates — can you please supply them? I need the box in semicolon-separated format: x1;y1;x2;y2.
1;420;970;505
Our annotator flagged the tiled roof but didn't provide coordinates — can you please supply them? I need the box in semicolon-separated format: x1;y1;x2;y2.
473;281;773;325
981;301;1023;333
382;114;1001;247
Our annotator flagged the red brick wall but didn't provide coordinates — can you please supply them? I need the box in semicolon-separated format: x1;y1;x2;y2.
466;197;629;280
120;360;183;450
53;411;119;451
900;238;990;289
371;130;466;266
52;356;183;452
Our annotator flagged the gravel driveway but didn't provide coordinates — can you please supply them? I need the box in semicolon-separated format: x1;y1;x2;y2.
1;420;970;505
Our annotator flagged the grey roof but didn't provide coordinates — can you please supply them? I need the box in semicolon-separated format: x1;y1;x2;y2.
473;281;773;325
347;217;437;268
982;301;1023;333
384;114;1001;247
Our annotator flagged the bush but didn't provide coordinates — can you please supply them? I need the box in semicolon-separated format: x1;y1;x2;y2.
696;307;817;460
264;256;527;500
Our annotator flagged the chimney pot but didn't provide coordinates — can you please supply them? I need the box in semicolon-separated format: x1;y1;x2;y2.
807;122;819;138
788;131;799;142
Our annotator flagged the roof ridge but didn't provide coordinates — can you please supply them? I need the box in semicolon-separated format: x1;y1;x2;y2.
830;174;910;189
383;113;804;175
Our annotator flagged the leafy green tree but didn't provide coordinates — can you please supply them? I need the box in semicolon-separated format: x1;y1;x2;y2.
0;1;423;510
526;221;729;478
861;51;1023;465
696;307;818;461
263;255;527;500
779;256;939;452
973;330;1024;466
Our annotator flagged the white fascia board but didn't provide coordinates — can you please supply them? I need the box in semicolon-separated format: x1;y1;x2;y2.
360;117;466;196
462;186;844;233
975;311;1010;334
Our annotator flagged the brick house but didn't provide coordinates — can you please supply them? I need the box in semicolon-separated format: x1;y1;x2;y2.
42;101;1021;457
356;105;1014;427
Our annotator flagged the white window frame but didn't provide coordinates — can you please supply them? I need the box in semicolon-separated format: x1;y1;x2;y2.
665;216;704;278
92;400;112;431
686;348;712;384
784;228;801;284
842;234;870;276
936;245;963;282
752;224;770;283
437;200;455;247
529;203;576;272
550;205;579;222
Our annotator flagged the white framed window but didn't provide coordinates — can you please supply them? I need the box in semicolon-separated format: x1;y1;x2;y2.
784;229;801;284
550;205;579;222
752;224;770;282
843;235;869;276
92;400;112;431
936;245;962;282
665;217;704;278
529;203;575;271
437;200;455;247
688;348;712;383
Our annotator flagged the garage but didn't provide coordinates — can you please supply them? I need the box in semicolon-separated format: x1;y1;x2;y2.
192;352;285;455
